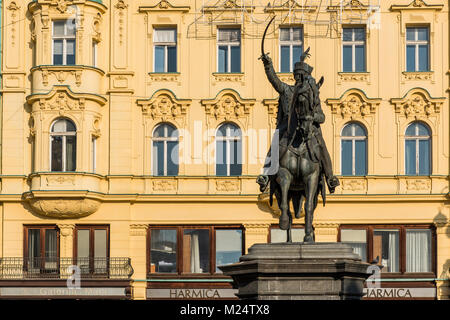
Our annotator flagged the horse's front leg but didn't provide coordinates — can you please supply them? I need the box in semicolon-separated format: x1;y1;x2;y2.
276;168;293;230
303;171;320;243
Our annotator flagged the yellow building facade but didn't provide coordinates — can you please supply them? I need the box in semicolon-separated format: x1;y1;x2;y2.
0;0;449;300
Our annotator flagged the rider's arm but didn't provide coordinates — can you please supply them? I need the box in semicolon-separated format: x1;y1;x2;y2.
313;100;325;124
262;55;286;94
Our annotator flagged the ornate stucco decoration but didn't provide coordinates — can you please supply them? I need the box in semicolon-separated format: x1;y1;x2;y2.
264;0;317;14
405;178;431;191
152;179;178;192
263;98;278;131
337;72;370;84
326;88;381;120
212;73;244;85
7;1;20;48
27;85;106;116
201;89;255;130
130;224;149;237
139;0;190;12
390;0;444;11
216;179;240;192
137;89;191;128
24;192;102;219
390;88;444;120
341;179;366;192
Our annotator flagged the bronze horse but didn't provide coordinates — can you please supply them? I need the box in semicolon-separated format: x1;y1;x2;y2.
269;82;326;244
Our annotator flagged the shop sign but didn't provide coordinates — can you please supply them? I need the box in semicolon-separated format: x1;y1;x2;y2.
0;287;127;297
147;288;237;299
363;287;436;299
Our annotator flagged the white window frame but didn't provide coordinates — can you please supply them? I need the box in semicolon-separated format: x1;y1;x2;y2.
405;123;431;175
215;124;242;176
341;123;367;176
342;27;366;72
52;20;76;65
152;124;179;176
217;28;241;73
49;119;76;172
153;28;177;73
279;27;303;73
406;27;429;72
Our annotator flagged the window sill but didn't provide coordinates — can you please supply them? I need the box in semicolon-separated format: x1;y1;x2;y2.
148;72;180;83
212;73;244;84
338;72;370;83
402;71;434;82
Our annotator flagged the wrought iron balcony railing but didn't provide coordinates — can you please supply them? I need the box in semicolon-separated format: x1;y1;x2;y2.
0;257;134;280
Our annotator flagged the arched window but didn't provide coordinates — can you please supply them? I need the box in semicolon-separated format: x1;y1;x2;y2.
216;123;242;176
152;123;179;176
50;118;76;171
405;122;431;175
341;122;367;176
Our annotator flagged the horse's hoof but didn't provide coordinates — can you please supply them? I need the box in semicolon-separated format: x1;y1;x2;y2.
279;216;290;230
303;235;315;243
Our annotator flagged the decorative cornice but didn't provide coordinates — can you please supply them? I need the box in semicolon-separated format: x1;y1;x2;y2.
326;88;381;120
138;0;190;13
136;89;191;123
201;89;255;125
390;88;445;119
390;0;443;11
26;85;107;106
130;224;149;236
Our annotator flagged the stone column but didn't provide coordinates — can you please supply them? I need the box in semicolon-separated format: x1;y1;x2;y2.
314;223;339;243
129;224;148;300
434;221;450;300
57;224;75;258
243;223;270;253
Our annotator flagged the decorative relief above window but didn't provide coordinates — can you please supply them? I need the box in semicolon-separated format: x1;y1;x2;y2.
337;72;370;84
215;179;240;192
401;71;434;82
390;88;444;120
137;89;191;128
201;89;255;130
327;89;381;121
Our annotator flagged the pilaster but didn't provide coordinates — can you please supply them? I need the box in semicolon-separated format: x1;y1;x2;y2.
129;224;148;300
434;220;450;300
57;223;75;258
243;223;270;253
314;223;339;243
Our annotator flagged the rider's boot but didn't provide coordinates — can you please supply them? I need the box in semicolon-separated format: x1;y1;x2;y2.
256;175;270;192
326;175;340;194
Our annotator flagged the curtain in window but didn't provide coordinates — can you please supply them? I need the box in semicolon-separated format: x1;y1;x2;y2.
45;230;57;269
190;233;201;273
388;232;399;272
28;229;40;270
406;230;431;272
350;243;367;262
218;29;240;42
154;29;176;43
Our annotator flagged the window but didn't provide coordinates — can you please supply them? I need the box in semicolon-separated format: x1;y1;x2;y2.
339;225;435;274
340;229;367;262
92;41;98;67
24;226;59;274
341;122;367;176
406;27;429;72
217;28;241;73
279;27;303;73
270;226;305;243
216;123;242;176
53;20;76;65
152;123;179;176
148;226;243;275
50;119;76;172
75;225;109;275
342;27;366;72
154;28;177;72
405;122;431;175
92;137;97;173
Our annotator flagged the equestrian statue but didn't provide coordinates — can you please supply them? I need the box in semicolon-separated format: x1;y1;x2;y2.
256;17;339;243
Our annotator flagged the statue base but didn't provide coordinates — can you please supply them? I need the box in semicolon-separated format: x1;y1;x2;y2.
219;242;370;300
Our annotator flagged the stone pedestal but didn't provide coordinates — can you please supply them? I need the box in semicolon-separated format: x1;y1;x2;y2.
219;242;370;300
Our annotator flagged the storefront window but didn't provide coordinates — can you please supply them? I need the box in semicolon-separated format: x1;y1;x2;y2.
340;225;434;275
148;226;243;275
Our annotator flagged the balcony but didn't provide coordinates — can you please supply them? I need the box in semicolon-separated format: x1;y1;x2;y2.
0;257;133;280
